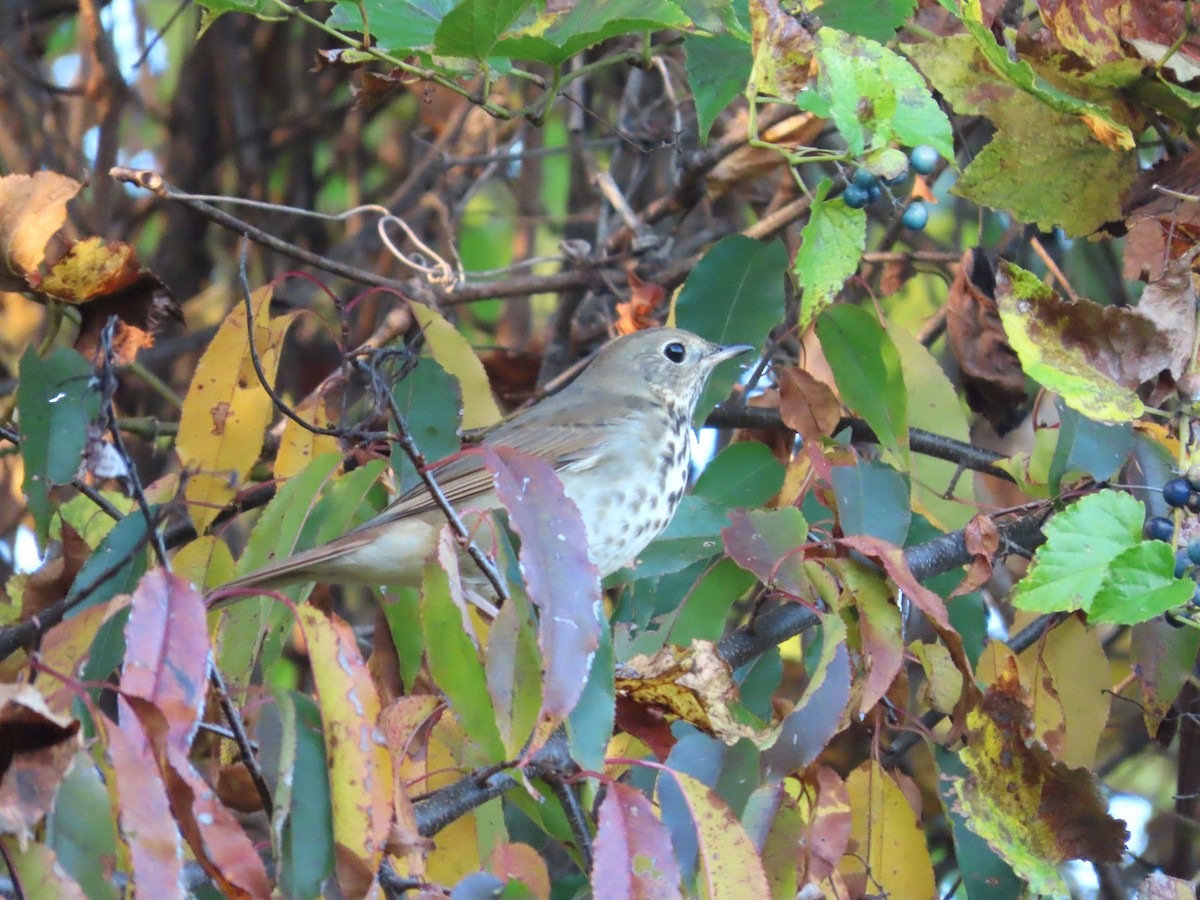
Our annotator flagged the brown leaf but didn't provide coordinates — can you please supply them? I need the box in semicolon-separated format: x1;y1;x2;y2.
945;248;1028;434
749;0;815;99
800;767;852;885
59;241;180;367
489;843;551;900
778;366;840;444
614;267;667;335
0;171;81;290
957;659;1129;868
1137;872;1198;900
878;257;917;295
1121;149;1200;283
19;522;91;620
950;514;1000;598
124;698;272;899
215;763;265;815
1134;245;1200;383
707;112;824;197
0;684;81;842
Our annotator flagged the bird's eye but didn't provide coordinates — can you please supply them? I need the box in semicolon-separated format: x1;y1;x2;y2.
663;341;686;363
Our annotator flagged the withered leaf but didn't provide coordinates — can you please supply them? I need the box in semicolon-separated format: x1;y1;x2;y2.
945;248;1028;434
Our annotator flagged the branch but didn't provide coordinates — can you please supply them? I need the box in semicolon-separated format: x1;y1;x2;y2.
716;510;1050;671
703;404;1017;484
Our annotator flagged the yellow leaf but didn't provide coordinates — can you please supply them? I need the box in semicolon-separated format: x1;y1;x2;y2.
276;393;341;480
409;304;500;430
172;535;235;592
177;287;295;533
840;760;936;900
665;769;770;899
298;606;393;899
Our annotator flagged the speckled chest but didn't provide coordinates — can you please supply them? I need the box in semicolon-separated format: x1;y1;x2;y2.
558;402;692;577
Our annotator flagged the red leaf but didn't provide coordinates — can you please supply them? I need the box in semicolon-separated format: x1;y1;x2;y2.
122;698;272;900
102;711;184;898
592;783;683;900
480;446;602;745
121;569;209;751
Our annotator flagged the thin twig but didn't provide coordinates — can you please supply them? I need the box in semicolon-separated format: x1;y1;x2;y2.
362;357;509;602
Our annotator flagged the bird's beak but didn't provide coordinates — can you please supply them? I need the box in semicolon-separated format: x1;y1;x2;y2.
708;343;755;367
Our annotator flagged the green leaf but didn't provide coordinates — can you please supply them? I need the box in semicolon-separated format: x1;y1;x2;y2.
271;691;335;900
46;753;119;900
567;621;614;774
17;347;101;540
422;555;506;760
994;262;1157;422
1088;542;1195;626
794;180;867;334
619;495;730;580
831;462;910;544
692;441;785;508
382;586;425;692
328;0;456;53
390;357;463;494
65;513;149;617
495;0;691;64
816;305;908;468
886;321;976;531
668;558;757;645
903;34;1136;235
813;28;954;158
1012;490;1192;619
1049;401;1134;494
434;0;535;60
816;0;916;43
686;32;753;143
675;234;787;421
486;584;542;758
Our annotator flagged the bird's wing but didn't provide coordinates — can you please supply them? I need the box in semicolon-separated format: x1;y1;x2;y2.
343;416;609;534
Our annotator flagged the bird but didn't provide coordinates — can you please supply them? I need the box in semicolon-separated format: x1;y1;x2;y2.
211;327;753;607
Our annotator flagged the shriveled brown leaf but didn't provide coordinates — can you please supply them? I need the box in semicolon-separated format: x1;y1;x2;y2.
614;267;667;335
951;514;1001;598
617;641;765;746
945;248;1028;434
749;0;815;99
878;257;917;295
1134;244;1200;384
1121;149;1200;283
779;366;840;444
0;685;81;843
955;657;1129;877
708;112;824;197
0;172;81;290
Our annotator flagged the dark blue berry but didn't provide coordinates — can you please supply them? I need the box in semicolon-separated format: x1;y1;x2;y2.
910;145;939;175
1188;493;1200;514
884;168;909;186
1164;477;1191;507
852;169;878;189
867;183;883;203
1166;610;1188;628
843;184;869;209
1146;516;1175;541
1187;539;1200;566
901;202;928;231
1176;549;1191;578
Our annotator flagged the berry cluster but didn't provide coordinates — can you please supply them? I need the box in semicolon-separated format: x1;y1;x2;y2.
841;145;938;232
1145;472;1200;625
1145;473;1200;542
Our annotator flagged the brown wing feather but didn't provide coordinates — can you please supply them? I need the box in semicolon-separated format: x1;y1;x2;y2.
344;415;609;533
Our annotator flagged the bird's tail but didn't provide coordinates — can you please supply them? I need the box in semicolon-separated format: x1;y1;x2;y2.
206;532;373;611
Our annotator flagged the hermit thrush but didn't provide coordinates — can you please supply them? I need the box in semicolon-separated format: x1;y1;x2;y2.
214;327;752;604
